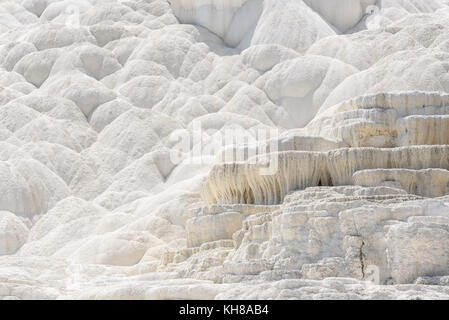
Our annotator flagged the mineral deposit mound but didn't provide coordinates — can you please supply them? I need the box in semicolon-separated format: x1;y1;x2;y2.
1;0;449;300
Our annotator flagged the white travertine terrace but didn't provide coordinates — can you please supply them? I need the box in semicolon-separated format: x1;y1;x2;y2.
304;91;449;147
202;146;449;205
0;0;449;300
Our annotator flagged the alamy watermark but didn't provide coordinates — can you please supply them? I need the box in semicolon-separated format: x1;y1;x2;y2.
169;121;281;175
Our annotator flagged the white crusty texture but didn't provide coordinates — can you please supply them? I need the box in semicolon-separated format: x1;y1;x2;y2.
0;0;449;300
219;187;449;285
306;91;449;147
0;211;29;255
202;146;449;205
353;168;449;198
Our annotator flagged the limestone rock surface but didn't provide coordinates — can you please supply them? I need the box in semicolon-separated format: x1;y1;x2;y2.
0;0;448;300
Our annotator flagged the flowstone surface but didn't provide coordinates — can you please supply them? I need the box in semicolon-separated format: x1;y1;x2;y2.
0;0;449;300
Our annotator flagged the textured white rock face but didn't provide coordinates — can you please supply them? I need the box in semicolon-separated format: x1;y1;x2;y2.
202;146;449;205
353;169;449;197
303;0;377;32
0;211;29;255
0;0;449;300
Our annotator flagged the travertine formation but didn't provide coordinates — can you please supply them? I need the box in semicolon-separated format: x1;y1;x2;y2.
202;146;449;205
0;0;449;300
